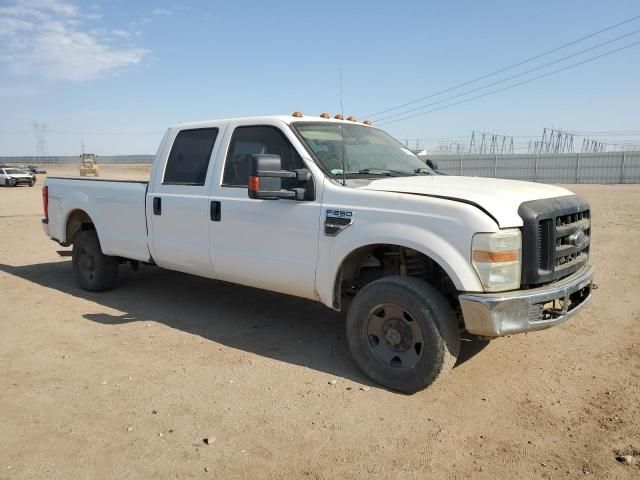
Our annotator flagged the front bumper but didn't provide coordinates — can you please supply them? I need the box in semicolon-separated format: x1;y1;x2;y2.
459;264;594;337
10;177;34;185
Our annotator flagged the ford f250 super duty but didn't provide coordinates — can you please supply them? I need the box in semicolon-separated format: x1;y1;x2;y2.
42;114;594;393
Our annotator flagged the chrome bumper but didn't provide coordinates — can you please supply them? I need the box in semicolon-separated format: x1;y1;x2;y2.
459;264;594;337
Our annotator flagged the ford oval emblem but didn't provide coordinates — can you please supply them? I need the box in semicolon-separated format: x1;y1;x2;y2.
569;229;586;248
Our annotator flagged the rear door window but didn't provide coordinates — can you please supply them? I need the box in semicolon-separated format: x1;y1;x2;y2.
163;128;219;185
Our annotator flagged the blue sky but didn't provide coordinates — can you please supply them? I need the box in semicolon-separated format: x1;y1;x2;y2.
1;0;639;155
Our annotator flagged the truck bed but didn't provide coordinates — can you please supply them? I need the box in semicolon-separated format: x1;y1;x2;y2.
45;177;151;262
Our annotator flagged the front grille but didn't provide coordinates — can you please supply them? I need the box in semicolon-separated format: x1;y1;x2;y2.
519;196;591;286
554;211;590;271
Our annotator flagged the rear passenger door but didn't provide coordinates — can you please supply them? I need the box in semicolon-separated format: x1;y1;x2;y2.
148;127;222;277
209;124;322;299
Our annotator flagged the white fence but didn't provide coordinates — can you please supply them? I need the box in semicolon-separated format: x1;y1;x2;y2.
425;151;640;184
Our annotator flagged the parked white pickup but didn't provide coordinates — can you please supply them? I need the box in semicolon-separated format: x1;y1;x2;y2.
42;114;594;392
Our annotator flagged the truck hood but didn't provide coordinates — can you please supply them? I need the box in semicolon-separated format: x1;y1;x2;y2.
359;175;573;227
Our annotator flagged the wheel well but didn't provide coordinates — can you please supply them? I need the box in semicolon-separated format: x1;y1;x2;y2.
65;210;95;245
334;244;460;316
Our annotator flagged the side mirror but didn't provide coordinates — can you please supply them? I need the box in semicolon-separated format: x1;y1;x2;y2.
426;158;438;171
248;154;311;201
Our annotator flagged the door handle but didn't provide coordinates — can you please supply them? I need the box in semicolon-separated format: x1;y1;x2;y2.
153;197;161;215
210;201;221;221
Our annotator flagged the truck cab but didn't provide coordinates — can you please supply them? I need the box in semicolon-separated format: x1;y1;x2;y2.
42;114;594;393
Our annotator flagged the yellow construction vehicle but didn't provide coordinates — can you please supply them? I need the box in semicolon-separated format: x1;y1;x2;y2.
79;153;100;177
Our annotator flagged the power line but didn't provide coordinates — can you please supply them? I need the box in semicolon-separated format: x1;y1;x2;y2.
366;14;640;119
572;129;640;135
0;129;163;135
377;39;640;126
401;130;640;142
374;28;640;123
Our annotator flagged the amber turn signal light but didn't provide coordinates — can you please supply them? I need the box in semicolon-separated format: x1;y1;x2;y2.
248;176;260;192
472;250;519;263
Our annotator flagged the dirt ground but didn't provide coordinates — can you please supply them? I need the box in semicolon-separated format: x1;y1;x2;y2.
1;165;639;479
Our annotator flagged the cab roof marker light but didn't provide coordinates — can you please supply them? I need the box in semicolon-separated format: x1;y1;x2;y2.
292;111;303;118
334;114;343;120
363;120;372;125
320;112;330;119
347;116;357;122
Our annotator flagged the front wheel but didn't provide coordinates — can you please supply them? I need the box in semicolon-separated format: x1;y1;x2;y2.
346;276;460;393
72;230;119;291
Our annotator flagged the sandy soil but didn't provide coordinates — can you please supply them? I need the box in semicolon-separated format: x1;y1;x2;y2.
1;165;639;479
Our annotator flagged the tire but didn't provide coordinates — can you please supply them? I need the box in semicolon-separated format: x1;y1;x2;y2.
72;230;119;292
346;275;460;393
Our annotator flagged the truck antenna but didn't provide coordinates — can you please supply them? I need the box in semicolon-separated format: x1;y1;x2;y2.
339;67;347;186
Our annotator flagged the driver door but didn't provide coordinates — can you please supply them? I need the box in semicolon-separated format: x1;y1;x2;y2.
208;124;322;299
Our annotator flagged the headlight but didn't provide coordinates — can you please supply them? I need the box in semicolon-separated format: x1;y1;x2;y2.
471;229;521;292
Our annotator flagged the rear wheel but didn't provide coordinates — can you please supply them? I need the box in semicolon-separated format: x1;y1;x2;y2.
346;275;460;393
72;230;119;291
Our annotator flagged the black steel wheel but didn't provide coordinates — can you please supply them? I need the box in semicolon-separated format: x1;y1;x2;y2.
72;230;119;292
366;304;425;370
346;275;460;393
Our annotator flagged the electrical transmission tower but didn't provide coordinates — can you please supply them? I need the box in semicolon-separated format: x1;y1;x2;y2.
33;121;49;156
468;131;514;154
532;128;574;154
433;142;462;155
612;143;640;152
444;142;462;154
581;138;605;153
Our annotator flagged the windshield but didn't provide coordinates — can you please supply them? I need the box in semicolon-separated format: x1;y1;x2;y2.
4;168;26;175
293;122;432;178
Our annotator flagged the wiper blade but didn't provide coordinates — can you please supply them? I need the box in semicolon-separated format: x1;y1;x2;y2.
356;168;416;177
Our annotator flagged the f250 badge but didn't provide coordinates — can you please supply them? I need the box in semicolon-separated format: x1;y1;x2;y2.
324;209;354;236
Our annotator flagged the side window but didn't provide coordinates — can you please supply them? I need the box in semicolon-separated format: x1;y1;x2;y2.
163;128;219;186
222;126;304;187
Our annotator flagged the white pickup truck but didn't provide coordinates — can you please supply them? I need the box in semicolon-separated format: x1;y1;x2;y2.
42;114;593;392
